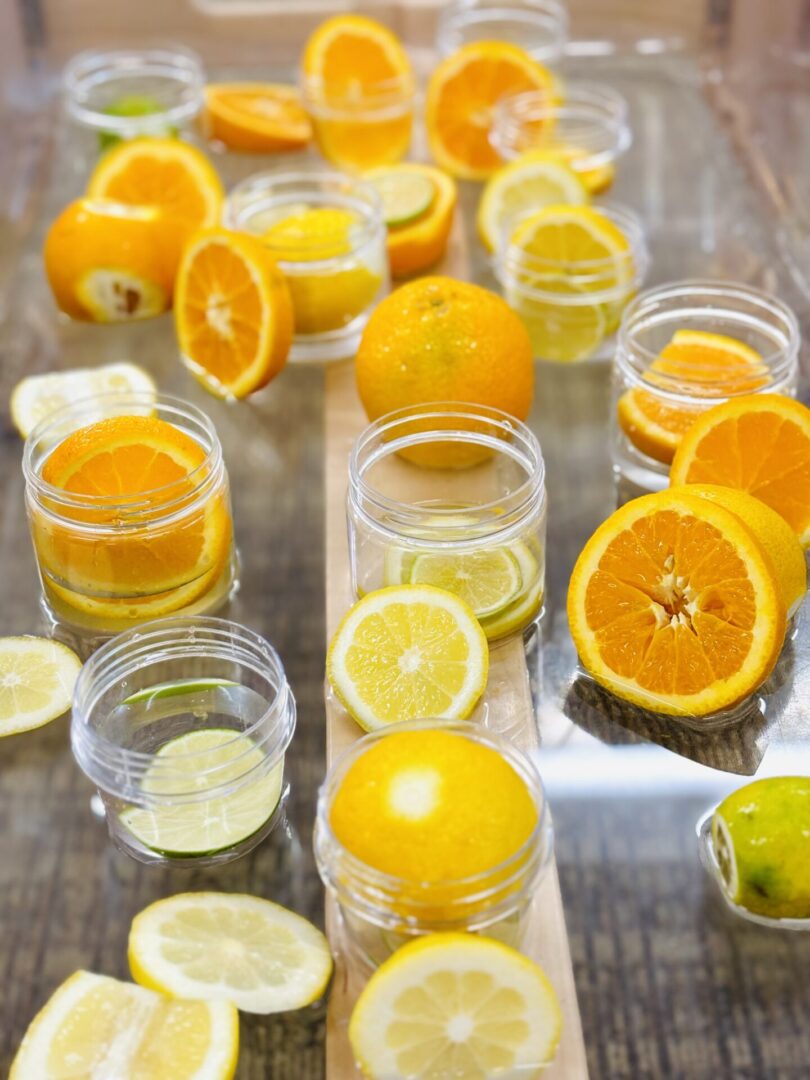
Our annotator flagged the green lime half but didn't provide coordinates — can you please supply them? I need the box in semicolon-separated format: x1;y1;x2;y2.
368;169;436;228
123;678;238;705
120;727;283;857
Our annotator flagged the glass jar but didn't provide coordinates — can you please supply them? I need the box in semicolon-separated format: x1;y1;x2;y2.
436;0;568;63
71;616;296;866
62;46;207;192
224;170;388;363
23;392;238;651
347;403;546;644
491;82;632;194
613;280;800;497
496;204;648;363
314;718;553;970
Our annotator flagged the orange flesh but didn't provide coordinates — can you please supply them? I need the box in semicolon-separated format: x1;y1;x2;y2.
96;156;211;225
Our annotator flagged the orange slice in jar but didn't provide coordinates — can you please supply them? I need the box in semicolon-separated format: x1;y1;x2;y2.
205;83;311;152
302;14;411;94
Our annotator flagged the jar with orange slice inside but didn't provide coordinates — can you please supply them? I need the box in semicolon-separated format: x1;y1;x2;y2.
613;280;800;498
314;719;553;970
23;393;237;649
224;170;388;362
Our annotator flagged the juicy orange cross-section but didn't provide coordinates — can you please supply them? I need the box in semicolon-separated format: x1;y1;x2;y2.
567;490;785;716
302;14;412;92
205;83;311;152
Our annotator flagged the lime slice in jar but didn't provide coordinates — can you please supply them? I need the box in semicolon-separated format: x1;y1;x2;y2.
99;95;177;152
123;678;238;705
409;546;522;619
368;169;436;228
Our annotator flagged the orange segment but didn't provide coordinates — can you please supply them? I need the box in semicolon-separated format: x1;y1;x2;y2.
174;228;293;399
567;490;785;716
205;83;311;152
669;393;810;547
87;138;224;228
302;14;411;90
366;164;458;278
426;43;556;181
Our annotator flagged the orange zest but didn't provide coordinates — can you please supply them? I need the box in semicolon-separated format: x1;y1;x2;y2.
366;164;457;278
205;83;311;152
174;228;293;399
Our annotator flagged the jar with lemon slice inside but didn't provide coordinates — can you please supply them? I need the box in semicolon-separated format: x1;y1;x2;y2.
23;393;238;649
612;280;800;497
224;170;388;362
71;617;296;866
314;719;553;970
347;403;547;644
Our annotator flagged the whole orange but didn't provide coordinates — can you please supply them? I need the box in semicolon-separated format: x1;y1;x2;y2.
356;276;534;424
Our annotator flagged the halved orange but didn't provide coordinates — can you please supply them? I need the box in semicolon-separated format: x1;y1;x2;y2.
174;228;293;399
618;331;769;464
669;393;810;547
426;42;556;181
302;14;411;92
365;164;458;278
206;83;311;153
567;489;785;716
87;138;224;228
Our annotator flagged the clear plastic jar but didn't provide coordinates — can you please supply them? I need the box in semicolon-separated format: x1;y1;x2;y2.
347;403;546;643
436;0;568;62
224;170;388;363
491;82;632;194
72;616;296;866
613;280;800;496
23;392;238;650
496;204;648;363
314;719;553;970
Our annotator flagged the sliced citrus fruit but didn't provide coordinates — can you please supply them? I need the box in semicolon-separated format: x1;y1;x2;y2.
120;728;284;856
174;227;293;399
327;585;488;731
302;14;411;92
87;137;224;228
478;540;544;640
408;547;522;618
507;276;608;362
9;970;238;1080
669;394;810;547
367;168;436;227
129;893;333;1014
478;152;589;253
618;330;769;464
10;361;156;438
0;637;81;737
567;489;786;716
205;82;311;152
349;933;562;1080
99;94;177;151
366;163;458;278
123;678;237;704
426;42;556;180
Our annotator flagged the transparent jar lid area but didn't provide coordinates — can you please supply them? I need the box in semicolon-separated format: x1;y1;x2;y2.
438;0;568;61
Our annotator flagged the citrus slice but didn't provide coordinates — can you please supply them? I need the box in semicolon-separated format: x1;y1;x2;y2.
366;164;458;278
409;547;522;618
0;637;81;737
123;678;238;704
327;585;489;731
367;168;436;227
507;276;608;362
349;934;562;1080
618;330;768;464
10;362;156;438
302;14;411;92
174;227;293;399
205;83;311;152
567;489;786;716
87;137;224;228
426;42;556;180
478;540;544;640
9;970;238;1080
120;728;284;856
129;893;333;1014
669;394;810;547
477;152;589;253
99;94;177;150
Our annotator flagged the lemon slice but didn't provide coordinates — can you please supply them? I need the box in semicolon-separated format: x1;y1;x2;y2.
506;275;608;362
478;541;544;640
477;152;589;253
120;728;284;856
327;585;489;732
349;933;562;1079
10;362;156;438
9;970;238;1080
129;892;333;1014
367;168;436;227
0;637;81;737
408;547;522;619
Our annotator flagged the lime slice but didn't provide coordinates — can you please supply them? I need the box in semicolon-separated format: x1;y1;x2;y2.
120;727;284;856
99;95;176;151
368;169;436;228
0;636;82;737
478;541;544;640
408;547;522;619
123;678;238;705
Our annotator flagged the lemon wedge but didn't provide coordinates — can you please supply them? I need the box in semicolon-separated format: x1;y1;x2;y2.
0;636;81;737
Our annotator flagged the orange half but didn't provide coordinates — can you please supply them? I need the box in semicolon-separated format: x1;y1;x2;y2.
302;14;411;91
366;164;458;278
206;83;311;152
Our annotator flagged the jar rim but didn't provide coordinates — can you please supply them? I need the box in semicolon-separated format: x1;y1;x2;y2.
437;0;569;62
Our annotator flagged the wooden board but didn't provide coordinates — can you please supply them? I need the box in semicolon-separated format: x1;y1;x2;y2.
322;356;589;1078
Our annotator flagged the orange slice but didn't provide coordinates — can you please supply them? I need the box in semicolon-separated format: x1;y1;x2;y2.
302;14;411;92
174;228;293;399
618;331;769;465
426;43;556;181
205;83;311;153
567;489;785;716
669;393;810;547
366;164;458;278
87;138;224;228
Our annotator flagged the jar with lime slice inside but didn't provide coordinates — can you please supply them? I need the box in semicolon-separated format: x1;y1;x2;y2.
71;616;296;866
347;403;546;644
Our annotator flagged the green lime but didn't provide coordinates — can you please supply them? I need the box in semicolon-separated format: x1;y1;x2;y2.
712;776;810;919
368;169;435;228
122;678;238;705
99;95;176;152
